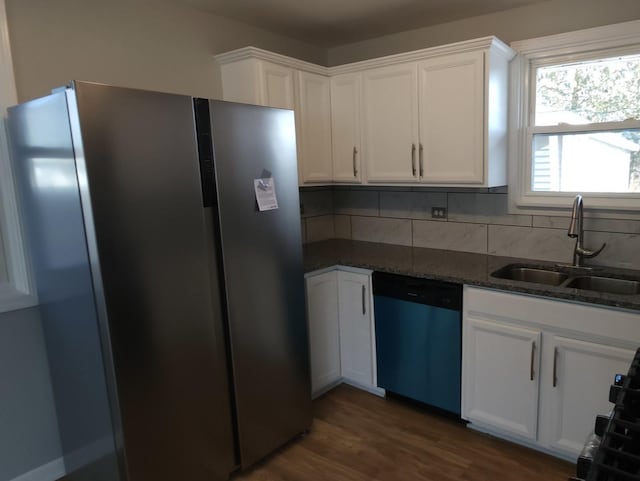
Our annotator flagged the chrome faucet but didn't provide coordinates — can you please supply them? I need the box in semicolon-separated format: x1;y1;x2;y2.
567;194;606;267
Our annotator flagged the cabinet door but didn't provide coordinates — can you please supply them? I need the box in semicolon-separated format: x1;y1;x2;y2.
463;317;541;441
540;336;634;457
305;271;341;397
362;63;419;183
337;271;374;387
331;73;361;183
296;71;333;183
418;51;484;184
219;58;263;105
259;61;295;109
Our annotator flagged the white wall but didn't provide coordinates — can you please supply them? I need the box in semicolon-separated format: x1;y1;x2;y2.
0;307;62;481
6;0;326;102
328;0;640;65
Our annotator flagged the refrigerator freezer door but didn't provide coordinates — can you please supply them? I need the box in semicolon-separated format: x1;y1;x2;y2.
208;100;312;468
71;83;236;481
8;90;123;481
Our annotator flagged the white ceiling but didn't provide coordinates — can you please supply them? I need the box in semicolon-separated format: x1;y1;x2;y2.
175;0;551;47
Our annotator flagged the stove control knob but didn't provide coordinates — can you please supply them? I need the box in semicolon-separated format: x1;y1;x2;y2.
595;414;610;437
609;384;623;404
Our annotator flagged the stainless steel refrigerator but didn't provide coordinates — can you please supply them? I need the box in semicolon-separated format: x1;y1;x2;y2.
8;81;312;481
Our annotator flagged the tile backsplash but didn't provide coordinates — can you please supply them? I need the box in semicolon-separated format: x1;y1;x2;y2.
299;187;640;270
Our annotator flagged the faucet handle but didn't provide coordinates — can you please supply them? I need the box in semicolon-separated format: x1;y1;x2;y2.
578;242;606;259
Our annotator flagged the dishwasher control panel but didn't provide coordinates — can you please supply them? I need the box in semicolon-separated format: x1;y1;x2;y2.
372;272;462;310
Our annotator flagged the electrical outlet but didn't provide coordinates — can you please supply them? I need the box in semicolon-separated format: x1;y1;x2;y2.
431;207;447;219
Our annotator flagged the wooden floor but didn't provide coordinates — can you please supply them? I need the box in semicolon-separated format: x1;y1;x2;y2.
234;384;573;481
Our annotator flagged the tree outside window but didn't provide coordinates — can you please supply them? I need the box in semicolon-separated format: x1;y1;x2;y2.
532;54;640;192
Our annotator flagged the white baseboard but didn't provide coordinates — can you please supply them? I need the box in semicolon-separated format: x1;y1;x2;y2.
312;378;344;399
9;458;66;481
313;378;386;400
9;435;113;481
64;436;113;473
466;422;576;463
342;378;386;397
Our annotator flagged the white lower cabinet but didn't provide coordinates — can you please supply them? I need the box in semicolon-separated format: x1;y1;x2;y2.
305;270;341;396
539;336;634;457
305;268;377;398
464;317;540;442
338;271;374;388
463;286;640;460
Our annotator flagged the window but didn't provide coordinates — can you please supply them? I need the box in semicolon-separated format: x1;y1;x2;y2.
509;20;640;212
0;0;36;312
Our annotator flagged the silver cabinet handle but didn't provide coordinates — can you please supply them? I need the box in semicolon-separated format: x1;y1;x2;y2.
411;143;417;176
419;143;424;178
353;146;358;177
530;341;535;381
361;285;366;315
553;347;558;387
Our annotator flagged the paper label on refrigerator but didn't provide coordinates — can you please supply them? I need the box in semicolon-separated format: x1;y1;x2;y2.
254;178;279;211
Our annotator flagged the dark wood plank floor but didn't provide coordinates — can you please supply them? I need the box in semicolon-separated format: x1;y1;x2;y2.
234;384;573;481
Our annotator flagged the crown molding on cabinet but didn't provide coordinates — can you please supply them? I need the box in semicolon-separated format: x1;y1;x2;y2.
215;36;515;77
214;46;329;75
329;36;514;75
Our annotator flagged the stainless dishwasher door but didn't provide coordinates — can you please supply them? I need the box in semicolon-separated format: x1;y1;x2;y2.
373;272;462;415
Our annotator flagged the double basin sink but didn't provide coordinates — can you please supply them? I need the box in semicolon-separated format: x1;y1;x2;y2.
491;264;640;296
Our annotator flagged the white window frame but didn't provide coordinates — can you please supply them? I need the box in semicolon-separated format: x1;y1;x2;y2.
508;20;640;214
0;0;36;312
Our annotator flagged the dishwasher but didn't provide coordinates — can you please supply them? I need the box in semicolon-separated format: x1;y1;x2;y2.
373;272;462;416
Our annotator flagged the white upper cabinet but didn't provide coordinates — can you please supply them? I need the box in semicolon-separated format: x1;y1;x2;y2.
330;73;362;183
260;61;295;109
296;71;333;183
217;56;295;109
216;37;514;187
215;48;332;186
339;38;513;186
418;51;484;183
362;63;420;183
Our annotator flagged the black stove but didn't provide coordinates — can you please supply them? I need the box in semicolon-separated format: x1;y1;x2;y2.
573;348;640;481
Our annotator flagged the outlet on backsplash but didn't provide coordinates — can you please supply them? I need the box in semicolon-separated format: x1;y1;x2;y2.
432;207;447;219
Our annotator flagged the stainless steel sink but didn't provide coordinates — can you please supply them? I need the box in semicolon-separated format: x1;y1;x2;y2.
491;265;568;286
565;276;640;295
491;264;640;295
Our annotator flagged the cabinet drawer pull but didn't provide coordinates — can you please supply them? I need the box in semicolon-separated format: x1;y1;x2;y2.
362;285;366;315
419;143;424;177
353;146;358;177
411;143;417;176
530;340;536;381
553;347;558;387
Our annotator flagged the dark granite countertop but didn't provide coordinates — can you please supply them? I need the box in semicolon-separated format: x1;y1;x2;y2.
303;239;640;312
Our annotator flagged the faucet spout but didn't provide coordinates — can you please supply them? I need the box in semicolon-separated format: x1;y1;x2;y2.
567;194;606;267
568;194;582;239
